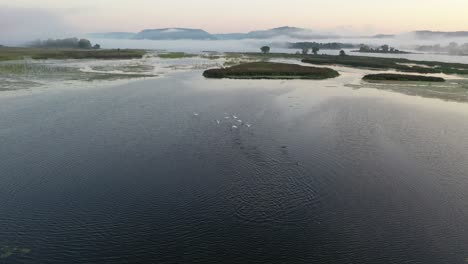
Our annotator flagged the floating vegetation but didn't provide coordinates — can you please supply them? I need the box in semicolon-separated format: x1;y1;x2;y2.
0;79;41;91
348;78;468;103
158;52;198;59
0;245;31;259
0;62;76;77
91;64;155;73
0;60;157;91
202;55;223;60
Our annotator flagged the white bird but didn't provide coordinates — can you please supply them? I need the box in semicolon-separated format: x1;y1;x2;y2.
246;124;252;128
232;125;238;129
216;120;220;124
193;112;199;116
237;120;242;123
224;116;230;119
232;115;238;119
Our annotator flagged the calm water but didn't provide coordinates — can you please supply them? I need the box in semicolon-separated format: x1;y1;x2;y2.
1;72;468;263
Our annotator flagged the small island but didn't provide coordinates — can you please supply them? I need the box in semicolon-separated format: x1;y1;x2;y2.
354;44;411;54
203;62;339;80
363;73;445;82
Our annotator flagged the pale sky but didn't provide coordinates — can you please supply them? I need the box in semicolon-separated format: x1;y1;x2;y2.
2;0;468;34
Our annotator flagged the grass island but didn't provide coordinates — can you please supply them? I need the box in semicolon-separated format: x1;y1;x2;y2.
301;54;468;75
203;62;339;80
363;73;446;82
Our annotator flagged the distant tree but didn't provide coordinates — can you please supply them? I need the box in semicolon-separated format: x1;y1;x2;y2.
301;47;310;55
312;47;320;55
78;39;92;49
339;50;346;56
381;44;389;52
448;42;459;55
359;44;371;52
93;44;101;49
260;46;270;54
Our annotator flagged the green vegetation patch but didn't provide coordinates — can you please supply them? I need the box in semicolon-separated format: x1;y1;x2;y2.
158;52;197;59
302;54;468;75
203;62;339;80
0;47;146;61
0;245;31;259
91;64;154;73
363;73;445;82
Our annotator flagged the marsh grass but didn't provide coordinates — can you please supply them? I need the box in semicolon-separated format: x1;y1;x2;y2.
363;73;445;82
204;62;339;80
0;60;156;90
302;54;468;75
158;52;197;59
0;47;146;61
348;78;468;103
91;64;155;73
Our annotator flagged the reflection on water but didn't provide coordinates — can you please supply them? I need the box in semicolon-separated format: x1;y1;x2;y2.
1;72;468;263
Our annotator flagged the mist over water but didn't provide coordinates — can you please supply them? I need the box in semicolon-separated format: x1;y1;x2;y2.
87;37;468;64
89;36;468;52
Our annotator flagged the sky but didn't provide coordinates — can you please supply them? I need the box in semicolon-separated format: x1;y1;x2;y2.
1;0;468;41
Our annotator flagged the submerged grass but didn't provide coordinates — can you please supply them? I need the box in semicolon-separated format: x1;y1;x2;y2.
348;78;468;103
0;245;31;259
158;52;197;59
91;64;154;73
0;61;156;91
203;62;339;80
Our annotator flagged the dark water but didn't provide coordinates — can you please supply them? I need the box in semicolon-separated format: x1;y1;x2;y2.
1;72;468;263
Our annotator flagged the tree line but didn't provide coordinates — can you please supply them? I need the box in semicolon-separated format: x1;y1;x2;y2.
28;38;101;49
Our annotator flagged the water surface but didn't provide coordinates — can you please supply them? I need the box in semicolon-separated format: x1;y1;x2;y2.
1;72;468;263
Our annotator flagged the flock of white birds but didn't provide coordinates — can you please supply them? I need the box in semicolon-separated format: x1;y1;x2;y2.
193;112;252;130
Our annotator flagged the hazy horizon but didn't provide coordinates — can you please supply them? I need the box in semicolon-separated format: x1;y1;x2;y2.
2;0;468;43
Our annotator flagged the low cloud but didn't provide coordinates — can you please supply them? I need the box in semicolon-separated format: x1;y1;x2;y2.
0;7;78;46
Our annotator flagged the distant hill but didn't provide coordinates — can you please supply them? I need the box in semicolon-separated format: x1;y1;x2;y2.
215;26;338;40
89;26;337;40
134;28;215;40
87;27;468;41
